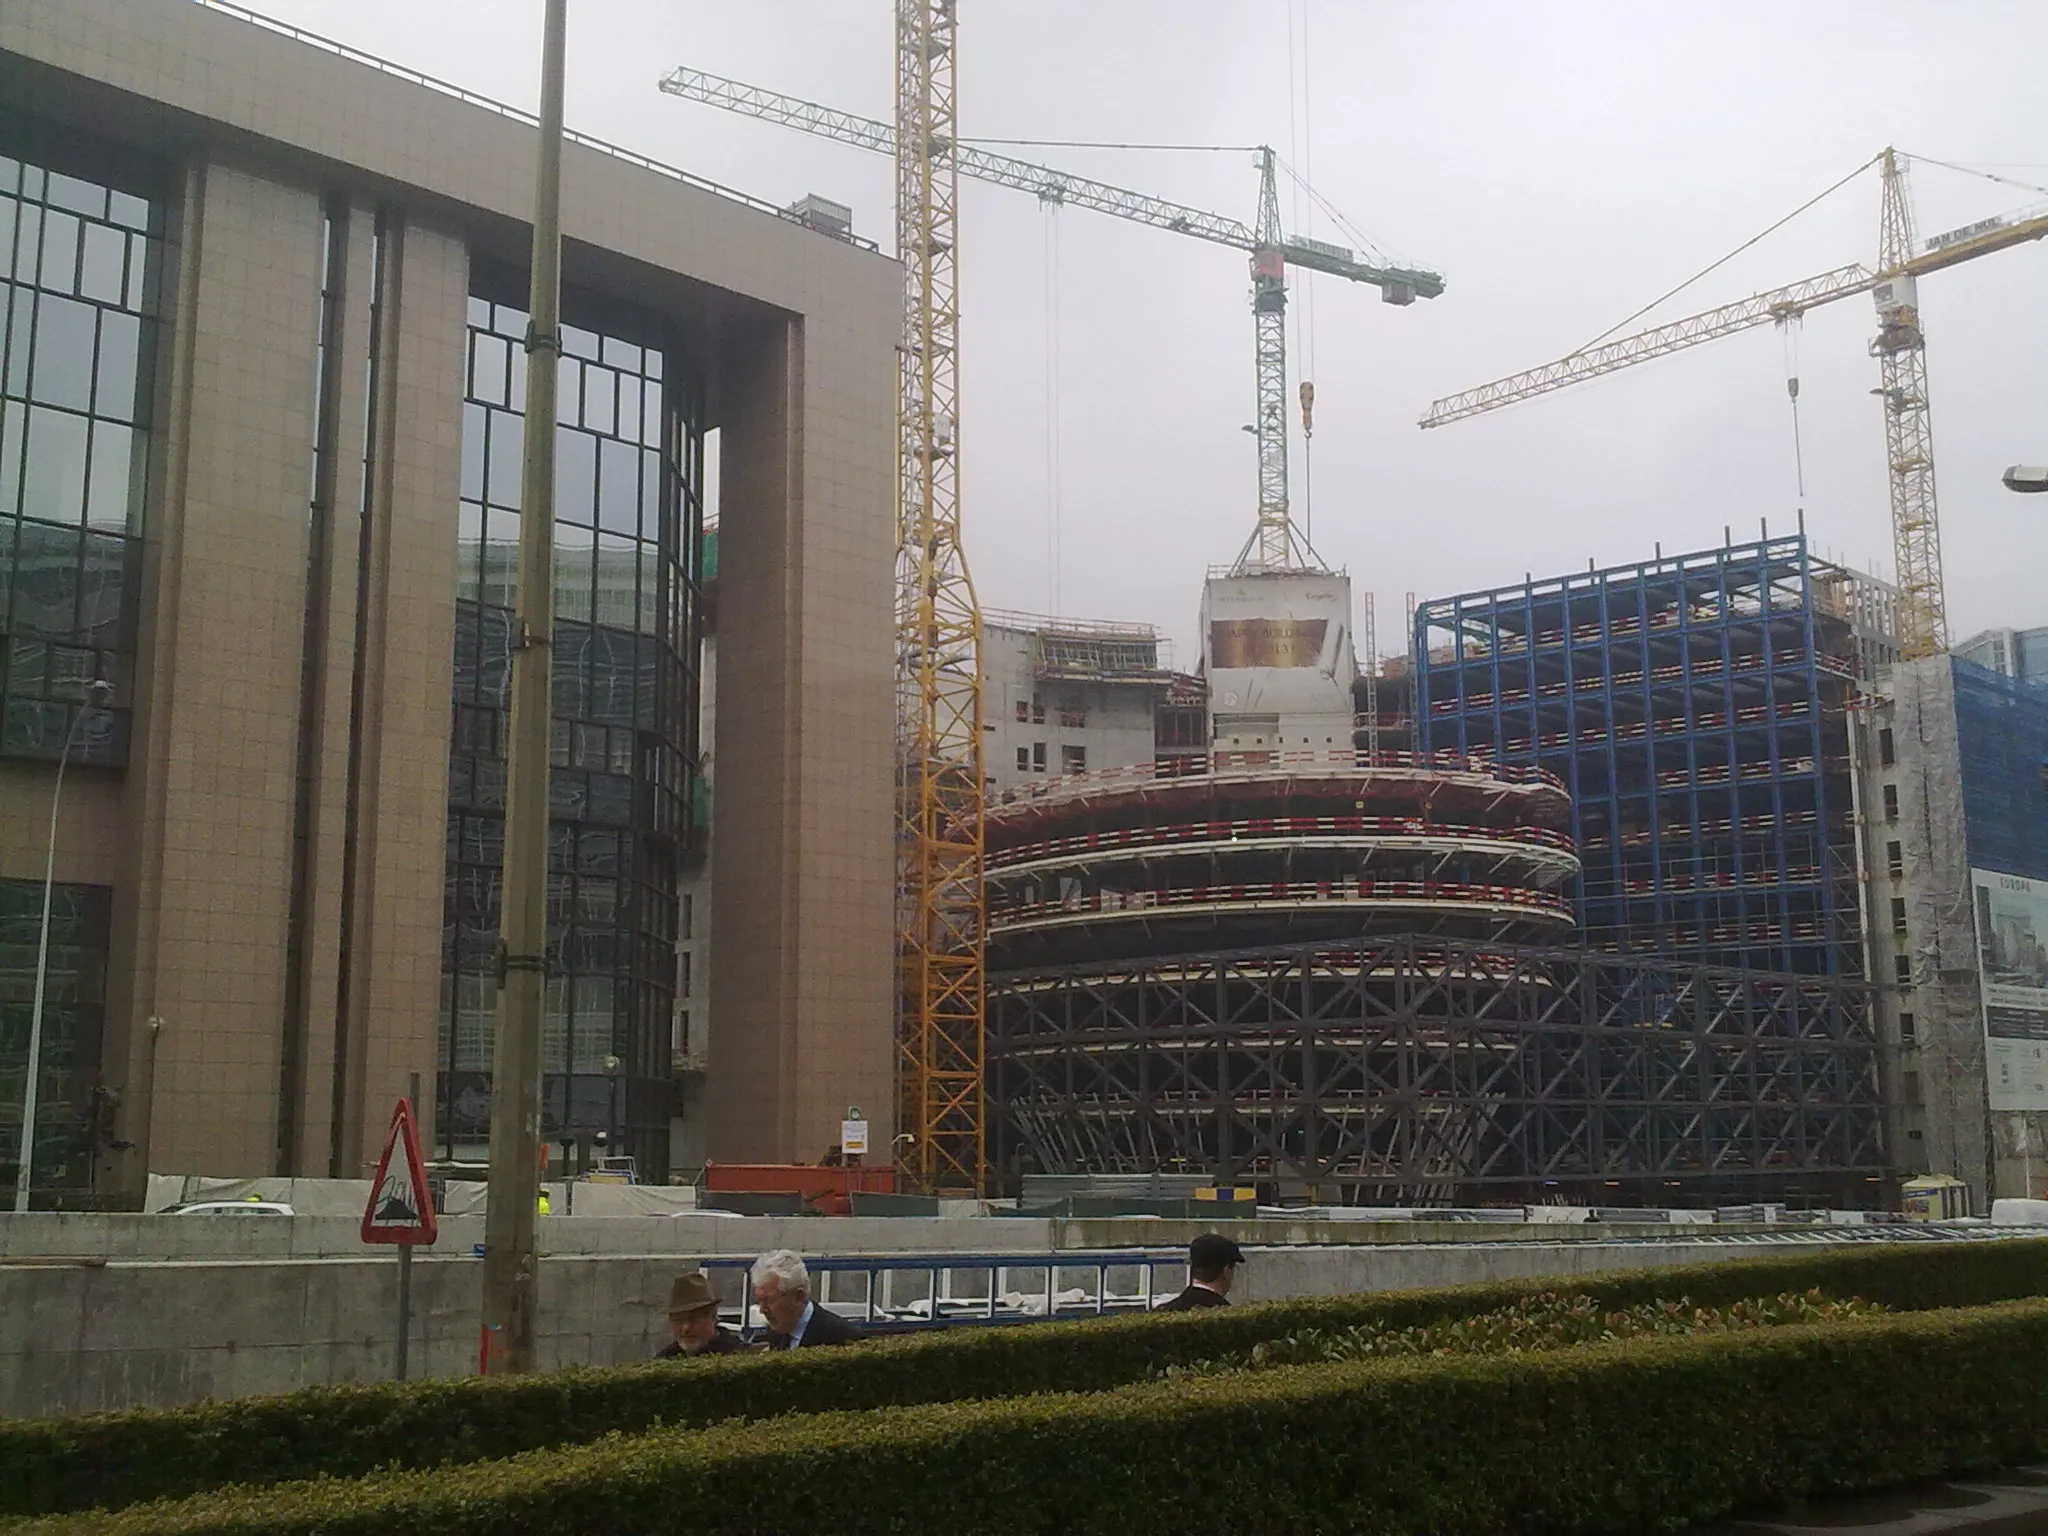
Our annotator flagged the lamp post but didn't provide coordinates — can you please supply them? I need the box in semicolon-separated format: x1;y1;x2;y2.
479;0;567;1376
13;677;112;1213
602;1052;620;1168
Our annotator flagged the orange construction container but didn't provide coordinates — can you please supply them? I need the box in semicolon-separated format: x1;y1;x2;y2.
701;1162;898;1216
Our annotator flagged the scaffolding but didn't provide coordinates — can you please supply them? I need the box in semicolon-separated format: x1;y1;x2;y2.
1416;536;1887;979
989;933;1885;1204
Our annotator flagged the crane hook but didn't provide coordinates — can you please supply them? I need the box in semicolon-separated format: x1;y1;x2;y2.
1298;379;1315;439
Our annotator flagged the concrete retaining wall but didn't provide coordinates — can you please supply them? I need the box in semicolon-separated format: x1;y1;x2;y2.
0;1211;1799;1264
2;1254;666;1420
0;1212;1060;1262
1236;1237;1846;1304
2;1234;1854;1421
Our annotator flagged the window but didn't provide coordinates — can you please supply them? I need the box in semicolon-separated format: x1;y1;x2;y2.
1030;694;1045;725
1061;744;1087;774
0;879;112;1196
1886;841;1904;880
1031;741;1046;773
680;892;693;941
1882;783;1899;823
1899;1011;1916;1043
1894;953;1913;987
1890;897;1908;935
1015;745;1030;772
440;275;699;1172
1013;699;1028;723
1903;1072;1921;1106
1057;705;1087;729
0;146;159;766
1878;727;1895;767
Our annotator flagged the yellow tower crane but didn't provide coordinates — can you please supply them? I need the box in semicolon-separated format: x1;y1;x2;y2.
662;18;1440;1191
1421;149;2048;660
893;0;984;1196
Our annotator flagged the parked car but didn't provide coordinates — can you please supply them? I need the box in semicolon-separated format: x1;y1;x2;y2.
162;1200;295;1217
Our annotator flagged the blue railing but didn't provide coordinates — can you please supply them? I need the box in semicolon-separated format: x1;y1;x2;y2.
698;1250;1190;1337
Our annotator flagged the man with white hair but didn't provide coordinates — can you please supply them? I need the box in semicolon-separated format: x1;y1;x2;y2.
750;1248;862;1350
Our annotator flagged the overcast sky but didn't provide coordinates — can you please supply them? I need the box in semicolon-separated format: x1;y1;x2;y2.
242;0;2048;665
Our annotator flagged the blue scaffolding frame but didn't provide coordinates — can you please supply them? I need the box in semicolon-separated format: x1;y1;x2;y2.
1417;536;1863;978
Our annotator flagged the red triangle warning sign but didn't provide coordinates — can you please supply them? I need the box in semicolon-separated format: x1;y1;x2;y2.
362;1098;438;1246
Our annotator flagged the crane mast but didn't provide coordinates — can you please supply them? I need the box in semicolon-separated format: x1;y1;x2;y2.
1874;149;1946;658
894;0;986;1195
1244;149;1298;572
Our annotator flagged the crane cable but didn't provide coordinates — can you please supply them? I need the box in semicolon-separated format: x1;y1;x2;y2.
1042;205;1063;618
1782;317;1808;522
1579;153;1882;354
1287;0;1313;552
1898;152;2048;200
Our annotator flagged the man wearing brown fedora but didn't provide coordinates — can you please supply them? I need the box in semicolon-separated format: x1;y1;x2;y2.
656;1271;749;1358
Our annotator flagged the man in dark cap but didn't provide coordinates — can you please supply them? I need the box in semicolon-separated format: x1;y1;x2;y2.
655;1271;750;1357
1154;1233;1245;1311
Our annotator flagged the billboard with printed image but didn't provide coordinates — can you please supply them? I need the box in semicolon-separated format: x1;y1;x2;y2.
1973;869;2048;1112
1202;572;1357;740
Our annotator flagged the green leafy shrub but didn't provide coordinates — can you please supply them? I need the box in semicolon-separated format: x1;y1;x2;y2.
1162;1287;1886;1376
25;1299;2048;1536
6;1237;2044;1519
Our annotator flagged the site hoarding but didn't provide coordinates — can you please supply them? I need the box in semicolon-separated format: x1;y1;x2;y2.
1201;572;1357;732
1973;869;2048;1112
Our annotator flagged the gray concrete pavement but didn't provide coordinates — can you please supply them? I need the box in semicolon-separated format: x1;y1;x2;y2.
1697;1468;2048;1534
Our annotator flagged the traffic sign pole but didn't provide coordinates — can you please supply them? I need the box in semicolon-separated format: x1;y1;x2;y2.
363;1096;438;1382
395;1243;414;1381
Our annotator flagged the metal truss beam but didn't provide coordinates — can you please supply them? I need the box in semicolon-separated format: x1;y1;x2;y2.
989;935;1885;1202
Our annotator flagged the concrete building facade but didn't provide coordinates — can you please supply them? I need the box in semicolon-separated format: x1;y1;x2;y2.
982;613;1170;794
0;0;900;1201
1856;655;2048;1212
1953;625;2048;687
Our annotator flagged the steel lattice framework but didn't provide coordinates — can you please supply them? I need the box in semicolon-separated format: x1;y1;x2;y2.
894;0;985;1194
1873;150;1946;658
990;935;1885;1204
1417;536;1877;981
1242;150;1297;573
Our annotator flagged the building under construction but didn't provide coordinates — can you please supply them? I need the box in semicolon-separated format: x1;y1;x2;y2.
983;554;1888;1203
1416;535;1897;979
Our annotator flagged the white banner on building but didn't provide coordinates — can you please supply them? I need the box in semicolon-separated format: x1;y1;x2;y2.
1201;572;1356;733
1972;869;2048;1112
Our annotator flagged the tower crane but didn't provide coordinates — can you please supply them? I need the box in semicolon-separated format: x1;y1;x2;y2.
662;35;1439;1194
892;0;983;1196
658;70;1444;573
1420;149;2048;659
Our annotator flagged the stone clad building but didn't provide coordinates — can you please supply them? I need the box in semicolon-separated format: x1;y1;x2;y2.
0;0;900;1198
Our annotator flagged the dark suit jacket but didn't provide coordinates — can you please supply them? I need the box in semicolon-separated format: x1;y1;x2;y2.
655;1328;748;1359
766;1302;863;1349
1154;1284;1229;1312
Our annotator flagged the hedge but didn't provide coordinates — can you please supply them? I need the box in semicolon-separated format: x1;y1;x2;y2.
21;1298;2048;1536
7;1237;2045;1519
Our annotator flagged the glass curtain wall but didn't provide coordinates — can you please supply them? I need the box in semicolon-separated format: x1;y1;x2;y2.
0;133;157;766
439;271;701;1179
0;879;113;1203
